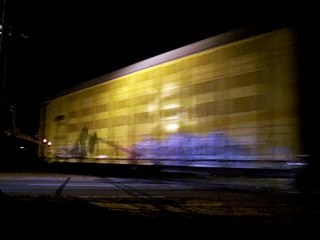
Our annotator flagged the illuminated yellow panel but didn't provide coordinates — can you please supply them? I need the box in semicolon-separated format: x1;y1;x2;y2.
41;28;299;165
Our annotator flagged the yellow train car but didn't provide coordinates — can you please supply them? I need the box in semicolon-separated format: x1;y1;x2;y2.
39;27;302;169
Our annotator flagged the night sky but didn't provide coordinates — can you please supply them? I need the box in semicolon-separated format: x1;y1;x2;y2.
1;1;307;135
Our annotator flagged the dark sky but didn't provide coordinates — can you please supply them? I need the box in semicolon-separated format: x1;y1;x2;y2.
1;1;306;135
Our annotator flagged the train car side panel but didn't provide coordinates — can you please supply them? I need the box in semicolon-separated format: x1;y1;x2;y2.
39;28;300;169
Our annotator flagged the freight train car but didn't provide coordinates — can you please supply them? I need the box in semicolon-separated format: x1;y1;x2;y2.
38;27;303;169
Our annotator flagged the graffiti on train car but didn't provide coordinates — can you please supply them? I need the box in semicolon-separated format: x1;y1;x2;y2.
50;126;293;166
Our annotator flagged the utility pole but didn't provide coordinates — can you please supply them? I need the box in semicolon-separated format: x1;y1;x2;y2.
1;1;31;138
0;0;16;137
0;0;7;97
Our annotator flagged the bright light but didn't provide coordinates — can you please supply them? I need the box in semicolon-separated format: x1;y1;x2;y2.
42;138;47;144
163;103;180;110
162;83;176;91
148;104;157;112
165;115;179;120
47;141;52;146
20;146;24;149
165;123;179;132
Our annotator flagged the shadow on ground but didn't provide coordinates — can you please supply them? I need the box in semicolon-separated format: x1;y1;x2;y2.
1;189;320;237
